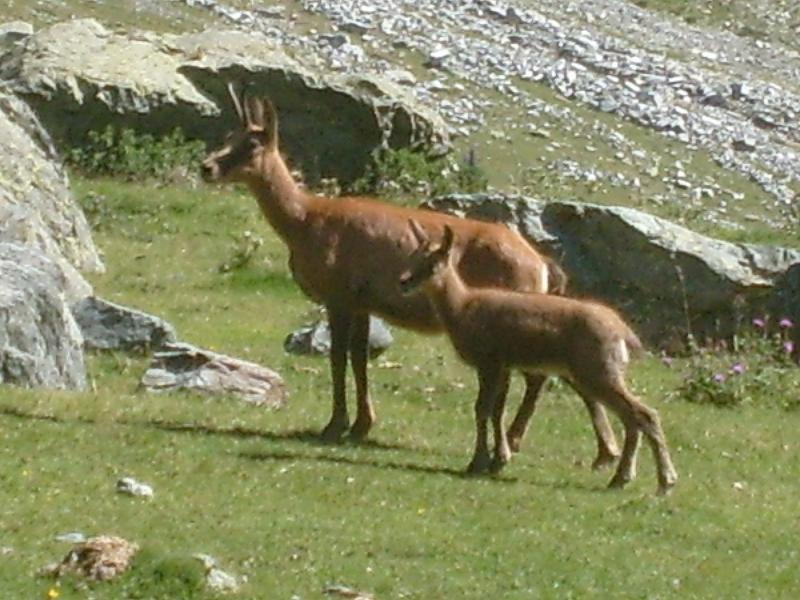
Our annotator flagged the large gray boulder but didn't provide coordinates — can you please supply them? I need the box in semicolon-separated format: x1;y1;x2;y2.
0;88;102;301
0;19;450;184
0;243;86;389
426;193;800;348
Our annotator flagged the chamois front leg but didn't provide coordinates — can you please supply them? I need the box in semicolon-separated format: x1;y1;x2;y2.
506;373;547;453
467;364;504;474
321;307;352;442
348;312;376;440
490;368;512;473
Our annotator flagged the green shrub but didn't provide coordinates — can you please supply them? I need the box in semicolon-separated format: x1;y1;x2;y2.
66;126;205;181
348;148;488;203
673;317;798;409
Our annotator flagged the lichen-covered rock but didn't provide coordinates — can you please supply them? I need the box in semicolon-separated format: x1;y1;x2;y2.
41;536;138;582
141;342;287;407
0;243;86;389
0;88;102;300
427;193;800;348
0;19;450;184
72;296;177;352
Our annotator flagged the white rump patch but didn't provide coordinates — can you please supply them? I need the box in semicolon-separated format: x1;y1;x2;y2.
538;264;549;294
614;339;630;365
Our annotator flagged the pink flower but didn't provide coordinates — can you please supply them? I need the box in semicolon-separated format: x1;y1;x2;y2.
730;363;746;375
779;318;794;329
713;373;726;383
784;341;794;354
752;317;766;329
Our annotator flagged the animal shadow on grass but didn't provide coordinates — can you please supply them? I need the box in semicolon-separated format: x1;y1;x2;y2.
0;406;597;490
239;447;522;484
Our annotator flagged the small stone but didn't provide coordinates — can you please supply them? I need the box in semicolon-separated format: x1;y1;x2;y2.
116;477;154;498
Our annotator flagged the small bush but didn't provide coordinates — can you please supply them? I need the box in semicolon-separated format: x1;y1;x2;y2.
348;148;488;203
674;317;798;409
218;230;265;273
66;126;205;181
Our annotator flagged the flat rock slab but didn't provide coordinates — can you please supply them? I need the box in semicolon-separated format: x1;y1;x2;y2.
141;342;287;407
72;296;177;352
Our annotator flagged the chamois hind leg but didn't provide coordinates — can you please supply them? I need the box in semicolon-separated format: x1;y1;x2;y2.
560;378;620;470
508;375;618;467
607;415;641;490
467;363;504;474
506;373;546;453
490;369;512;473
348;312;376;441
321;307;352;442
581;397;620;470
601;377;678;494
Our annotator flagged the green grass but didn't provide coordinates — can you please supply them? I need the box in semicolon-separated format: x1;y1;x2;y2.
2;178;800;598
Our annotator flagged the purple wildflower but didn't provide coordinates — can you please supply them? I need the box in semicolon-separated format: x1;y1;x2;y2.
752;317;766;329
730;363;746;375
713;373;726;383
784;341;795;354
779;318;794;329
661;355;674;367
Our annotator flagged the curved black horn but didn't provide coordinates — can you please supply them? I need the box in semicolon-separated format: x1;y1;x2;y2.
227;82;245;123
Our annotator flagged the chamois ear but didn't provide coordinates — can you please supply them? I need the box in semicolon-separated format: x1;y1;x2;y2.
408;219;428;246
244;95;264;128
261;97;279;148
227;82;245;124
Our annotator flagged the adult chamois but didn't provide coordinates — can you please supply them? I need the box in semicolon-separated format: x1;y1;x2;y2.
200;86;618;468
399;221;677;494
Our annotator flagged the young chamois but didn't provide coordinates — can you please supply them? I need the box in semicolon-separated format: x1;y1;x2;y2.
399;220;678;494
200;86;618;467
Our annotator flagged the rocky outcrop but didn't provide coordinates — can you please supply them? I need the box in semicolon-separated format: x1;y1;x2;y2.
141;342;287;407
0;243;86;390
0;19;450;184
284;316;393;359
71;296;177;352
426;193;800;348
0;89;102;300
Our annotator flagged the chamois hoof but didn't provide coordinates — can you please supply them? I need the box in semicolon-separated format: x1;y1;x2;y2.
348;416;375;442
489;456;509;474
320;420;349;443
506;432;524;454
591;450;620;471
466;454;493;475
607;473;632;490
657;471;678;496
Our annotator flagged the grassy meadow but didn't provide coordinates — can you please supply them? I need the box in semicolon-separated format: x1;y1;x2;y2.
2;177;800;598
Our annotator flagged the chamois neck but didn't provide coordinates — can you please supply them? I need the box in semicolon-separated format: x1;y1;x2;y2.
245;151;309;241
426;267;469;329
